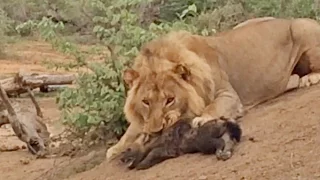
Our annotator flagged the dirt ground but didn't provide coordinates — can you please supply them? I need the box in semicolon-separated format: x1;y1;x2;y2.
0;40;319;180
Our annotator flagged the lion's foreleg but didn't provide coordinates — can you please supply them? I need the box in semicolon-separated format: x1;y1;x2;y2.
106;122;142;161
192;84;244;128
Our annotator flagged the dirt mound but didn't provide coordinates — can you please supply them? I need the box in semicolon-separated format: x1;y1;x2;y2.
67;85;320;180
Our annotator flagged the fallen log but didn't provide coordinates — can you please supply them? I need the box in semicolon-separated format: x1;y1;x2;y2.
0;72;77;94
20;74;76;87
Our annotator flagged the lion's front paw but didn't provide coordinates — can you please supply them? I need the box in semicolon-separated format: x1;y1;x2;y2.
215;149;232;161
106;145;120;161
165;111;181;128
191;116;215;128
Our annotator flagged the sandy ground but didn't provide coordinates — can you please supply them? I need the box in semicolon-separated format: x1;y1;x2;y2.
0;40;319;180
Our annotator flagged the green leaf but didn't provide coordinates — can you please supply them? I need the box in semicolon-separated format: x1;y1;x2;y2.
76;114;88;127
111;14;121;26
188;4;197;13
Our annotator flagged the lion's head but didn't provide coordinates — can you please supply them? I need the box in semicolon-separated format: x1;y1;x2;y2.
123;65;205;133
122;31;218;134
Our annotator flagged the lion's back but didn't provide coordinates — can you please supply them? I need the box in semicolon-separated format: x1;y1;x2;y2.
290;18;320;47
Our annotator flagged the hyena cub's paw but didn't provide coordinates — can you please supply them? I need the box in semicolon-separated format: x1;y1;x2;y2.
215;149;232;161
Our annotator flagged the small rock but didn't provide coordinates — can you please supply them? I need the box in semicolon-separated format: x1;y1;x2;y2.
20;158;30;165
0;145;20;151
248;137;257;142
0;145;7;151
198;175;208;180
1;124;11;129
88;141;95;147
21;145;26;149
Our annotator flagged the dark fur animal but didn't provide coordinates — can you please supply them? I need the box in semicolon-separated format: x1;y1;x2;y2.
119;119;242;170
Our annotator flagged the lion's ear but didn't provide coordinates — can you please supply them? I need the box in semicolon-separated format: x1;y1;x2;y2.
123;68;140;88
141;47;152;57
174;64;191;81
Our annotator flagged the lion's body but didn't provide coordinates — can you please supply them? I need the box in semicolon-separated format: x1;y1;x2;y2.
232;17;276;29
107;17;320;160
215;18;320;107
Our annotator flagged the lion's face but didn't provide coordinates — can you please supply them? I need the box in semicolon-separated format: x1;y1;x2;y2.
123;65;204;134
128;71;188;133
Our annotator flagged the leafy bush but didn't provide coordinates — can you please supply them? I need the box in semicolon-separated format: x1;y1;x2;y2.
57;1;207;138
244;0;320;19
0;8;14;57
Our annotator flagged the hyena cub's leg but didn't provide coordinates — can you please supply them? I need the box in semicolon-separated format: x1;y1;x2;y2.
215;119;242;161
134;147;179;170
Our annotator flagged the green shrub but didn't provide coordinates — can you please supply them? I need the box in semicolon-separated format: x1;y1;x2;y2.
56;1;206;138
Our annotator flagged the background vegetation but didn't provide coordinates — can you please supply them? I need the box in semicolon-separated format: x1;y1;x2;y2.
0;0;319;140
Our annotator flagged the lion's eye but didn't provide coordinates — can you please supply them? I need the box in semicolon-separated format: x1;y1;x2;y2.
166;97;175;105
142;99;150;106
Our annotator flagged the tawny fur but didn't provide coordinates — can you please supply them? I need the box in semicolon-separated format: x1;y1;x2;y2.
107;17;320;160
232;17;276;29
119;119;242;170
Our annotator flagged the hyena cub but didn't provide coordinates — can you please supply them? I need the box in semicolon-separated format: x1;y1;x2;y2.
120;118;242;170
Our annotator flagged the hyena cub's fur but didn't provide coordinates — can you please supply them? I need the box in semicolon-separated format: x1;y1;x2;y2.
120;119;242;170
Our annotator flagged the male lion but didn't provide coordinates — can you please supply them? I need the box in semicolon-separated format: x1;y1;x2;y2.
107;17;320;160
119;118;242;170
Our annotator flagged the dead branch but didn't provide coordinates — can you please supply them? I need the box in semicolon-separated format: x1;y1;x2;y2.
26;87;43;118
0;83;50;157
0;83;24;140
0;72;76;94
0;117;9;127
0;77;21;93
